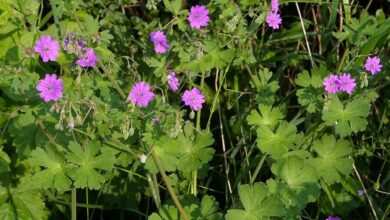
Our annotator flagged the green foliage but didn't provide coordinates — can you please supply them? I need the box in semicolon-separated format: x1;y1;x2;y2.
0;178;47;220
256;121;297;157
65;141;116;190
30;147;71;192
322;95;372;137
247;105;284;128
225;183;286;220
149;195;223;220
0;149;10;174
309;135;354;184
295;66;326;113
249;68;280;105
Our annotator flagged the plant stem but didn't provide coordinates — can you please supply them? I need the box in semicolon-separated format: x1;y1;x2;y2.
151;150;189;220
249;154;267;185
147;173;161;208
86;188;89;220
71;188;77;220
97;62;127;100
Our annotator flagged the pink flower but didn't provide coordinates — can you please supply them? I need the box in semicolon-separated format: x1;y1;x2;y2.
188;5;210;29
36;74;64;102
364;56;382;75
326;216;341;220
323;74;340;94
76;48;99;67
34;35;60;62
338;73;356;94
167;72;180;91
266;12;282;29
128;82;155;107
182;88;205;111
271;0;279;12
150;31;169;54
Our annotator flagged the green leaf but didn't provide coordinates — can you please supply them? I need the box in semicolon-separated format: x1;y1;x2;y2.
177;129;215;174
271;156;318;186
322;95;371;137
295;69;325;113
256;122;297;157
0;149;10;174
0;177;47;220
145;135;182;174
247;105;284;128
163;0;182;14
225;183;286;220
148;195;222;220
250;68;279;105
83;15;99;35
30;147;71;191
65;141;116;190
309;135;354;184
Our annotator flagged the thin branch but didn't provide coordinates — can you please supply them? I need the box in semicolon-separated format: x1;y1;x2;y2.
295;2;315;67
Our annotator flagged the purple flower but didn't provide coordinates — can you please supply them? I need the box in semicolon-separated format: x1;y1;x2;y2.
188;5;210;29
266;12;282;30
326;216;341;220
271;0;279;12
182;88;205;111
323;74;340;94
357;189;365;196
150;31;169;54
76;48;99;67
152;117;159;124
338;73;356;94
34;35;60;62
36;74;64;102
128;82;155;107
167;72;180;91
364;56;382;75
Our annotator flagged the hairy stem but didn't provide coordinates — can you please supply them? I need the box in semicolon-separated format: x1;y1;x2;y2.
71;188;77;220
151;151;189;220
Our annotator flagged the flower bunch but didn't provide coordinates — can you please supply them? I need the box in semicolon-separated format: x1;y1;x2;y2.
323;73;356;94
266;0;282;30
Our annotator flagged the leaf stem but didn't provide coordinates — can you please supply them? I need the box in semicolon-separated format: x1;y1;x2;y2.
96;62;127;100
86;188;89;220
151;150;189;220
147;173;161;208
71;188;77;220
249;154;267;185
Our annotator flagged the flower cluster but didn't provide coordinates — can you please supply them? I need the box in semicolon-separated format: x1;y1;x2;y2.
150;31;170;54
364;56;382;75
323;73;356;94
266;0;282;30
167;72;180;91
326;216;341;220
128;80;205;111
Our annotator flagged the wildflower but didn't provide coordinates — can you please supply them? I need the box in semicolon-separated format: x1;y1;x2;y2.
167;72;180;91
271;0;279;12
140;154;147;164
36;74;64;102
338;73;356;94
182;88;205;111
266;12;282;29
323;74;340;94
34;35;60;62
150;31;169;54
326;216;341;220
76;48;99;67
357;189;365;196
188;5;210;29
152;117;159;124
364;56;382;75
63;32;75;49
128;82;155;107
